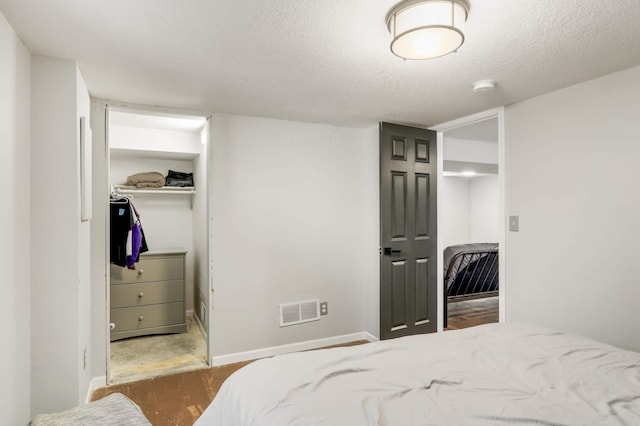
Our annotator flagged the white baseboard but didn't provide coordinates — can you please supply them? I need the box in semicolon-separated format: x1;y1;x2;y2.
361;331;378;343
211;331;379;366
85;375;107;404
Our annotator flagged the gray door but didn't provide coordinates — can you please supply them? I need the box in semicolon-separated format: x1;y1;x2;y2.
380;122;437;340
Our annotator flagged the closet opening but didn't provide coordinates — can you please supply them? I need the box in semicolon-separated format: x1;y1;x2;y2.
440;117;501;330
106;106;211;385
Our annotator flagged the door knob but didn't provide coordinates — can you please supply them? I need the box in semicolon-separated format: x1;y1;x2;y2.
383;247;401;255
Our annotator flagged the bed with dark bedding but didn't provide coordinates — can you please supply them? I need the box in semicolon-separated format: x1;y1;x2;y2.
444;242;498;326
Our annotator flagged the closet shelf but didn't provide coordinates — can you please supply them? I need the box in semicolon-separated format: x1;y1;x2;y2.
112;184;196;195
112;185;196;208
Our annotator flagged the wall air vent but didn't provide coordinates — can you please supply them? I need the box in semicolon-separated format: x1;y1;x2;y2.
279;299;320;327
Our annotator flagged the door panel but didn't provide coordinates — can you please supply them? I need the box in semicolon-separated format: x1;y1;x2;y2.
415;258;430;324
391;260;408;330
415;174;430;238
380;122;437;339
391;172;407;239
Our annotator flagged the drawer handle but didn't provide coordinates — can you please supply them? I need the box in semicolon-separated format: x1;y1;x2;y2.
138;269;144;275
138;292;144;298
138;316;144;321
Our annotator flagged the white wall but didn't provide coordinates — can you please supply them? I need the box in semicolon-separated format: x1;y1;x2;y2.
442;175;499;248
210;114;376;356
444;137;498;163
109;126;200;156
31;56;92;415
469;175;499;242
76;67;92;400
362;125;380;337
0;10;31;425
442;177;471;247
505;65;640;351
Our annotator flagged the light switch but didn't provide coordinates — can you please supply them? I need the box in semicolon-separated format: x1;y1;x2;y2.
509;215;519;232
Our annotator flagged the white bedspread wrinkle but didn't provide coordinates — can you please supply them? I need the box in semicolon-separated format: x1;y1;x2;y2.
195;323;640;426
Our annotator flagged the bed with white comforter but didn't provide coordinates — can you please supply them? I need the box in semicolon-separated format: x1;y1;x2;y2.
195;323;640;425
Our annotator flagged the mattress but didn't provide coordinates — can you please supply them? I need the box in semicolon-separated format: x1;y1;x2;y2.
195;323;640;425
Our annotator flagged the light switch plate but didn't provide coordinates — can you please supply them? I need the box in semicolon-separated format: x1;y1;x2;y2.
509;216;519;232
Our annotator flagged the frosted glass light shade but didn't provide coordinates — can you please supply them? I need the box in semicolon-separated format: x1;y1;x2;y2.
386;0;469;60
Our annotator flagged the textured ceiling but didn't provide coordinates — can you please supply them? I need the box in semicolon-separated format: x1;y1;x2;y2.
2;0;640;128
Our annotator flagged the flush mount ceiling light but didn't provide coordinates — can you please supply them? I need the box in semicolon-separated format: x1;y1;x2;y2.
386;0;470;60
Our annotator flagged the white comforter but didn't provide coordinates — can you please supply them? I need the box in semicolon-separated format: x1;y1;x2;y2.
196;323;640;425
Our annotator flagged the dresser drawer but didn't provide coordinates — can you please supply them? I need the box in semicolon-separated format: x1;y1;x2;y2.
110;255;184;284
110;280;184;308
110;302;185;332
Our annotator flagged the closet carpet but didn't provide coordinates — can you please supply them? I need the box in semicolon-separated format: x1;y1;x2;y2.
110;317;208;384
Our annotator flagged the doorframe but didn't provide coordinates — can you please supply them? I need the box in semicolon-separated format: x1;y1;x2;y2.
430;106;506;332
99;100;213;383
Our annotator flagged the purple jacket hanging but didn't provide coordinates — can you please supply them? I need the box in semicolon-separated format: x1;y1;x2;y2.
126;202;148;269
126;223;142;269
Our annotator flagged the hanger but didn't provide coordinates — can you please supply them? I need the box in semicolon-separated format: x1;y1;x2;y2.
110;192;132;204
109;184;133;203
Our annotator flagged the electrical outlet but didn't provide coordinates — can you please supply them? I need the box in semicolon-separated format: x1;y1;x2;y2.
320;301;328;316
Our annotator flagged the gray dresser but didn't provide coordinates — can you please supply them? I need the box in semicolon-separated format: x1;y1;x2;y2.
110;250;187;341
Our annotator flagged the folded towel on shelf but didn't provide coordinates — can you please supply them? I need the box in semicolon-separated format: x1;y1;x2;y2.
135;181;164;188
126;172;165;188
165;169;194;187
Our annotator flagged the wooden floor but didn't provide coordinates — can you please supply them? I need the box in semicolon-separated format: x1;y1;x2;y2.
92;340;368;425
91;300;498;425
445;296;499;330
93;361;251;425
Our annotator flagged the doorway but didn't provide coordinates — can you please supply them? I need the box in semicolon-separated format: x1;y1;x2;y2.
105;105;211;384
433;108;506;332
